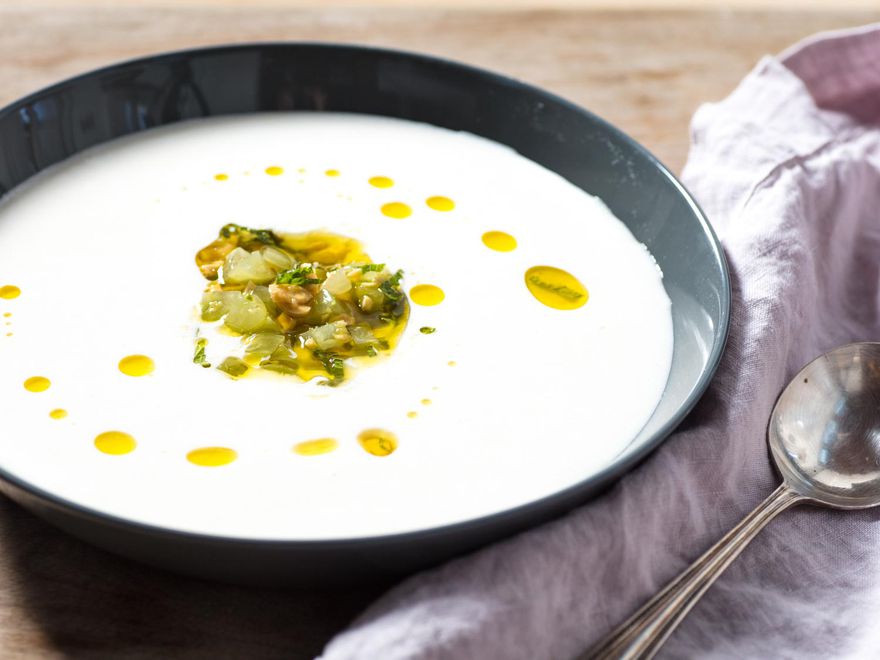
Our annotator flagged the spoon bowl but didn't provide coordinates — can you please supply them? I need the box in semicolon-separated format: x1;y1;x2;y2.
771;342;880;509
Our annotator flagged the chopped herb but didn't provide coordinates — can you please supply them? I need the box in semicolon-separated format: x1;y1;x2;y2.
276;265;320;286
365;345;378;357
361;263;386;272
220;223;279;246
313;349;346;381
379;269;405;302
193;338;211;368
419;326;436;334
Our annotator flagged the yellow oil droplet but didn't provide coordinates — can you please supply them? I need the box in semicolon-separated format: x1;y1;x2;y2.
410;284;445;306
49;409;67;420
95;431;136;455
293;438;339;456
407;411;418;419
448;360;457;367
525;266;589;310
426;196;455;212
3;312;10;318
358;428;398;457
368;176;394;188
5;332;11;337
421;398;432;406
325;169;340;177
381;202;412;219
482;230;517;252
265;165;284;176
118;355;154;377
23;376;50;392
214;173;228;181
0;285;20;299
187;447;237;467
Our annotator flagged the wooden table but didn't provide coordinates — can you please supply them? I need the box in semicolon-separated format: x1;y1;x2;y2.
1;5;878;658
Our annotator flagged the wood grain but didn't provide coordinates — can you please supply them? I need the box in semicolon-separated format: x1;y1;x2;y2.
0;7;878;658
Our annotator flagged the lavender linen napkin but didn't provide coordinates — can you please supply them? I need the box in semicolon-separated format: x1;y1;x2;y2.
322;25;880;660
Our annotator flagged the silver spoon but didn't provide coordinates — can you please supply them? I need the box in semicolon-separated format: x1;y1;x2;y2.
584;341;880;659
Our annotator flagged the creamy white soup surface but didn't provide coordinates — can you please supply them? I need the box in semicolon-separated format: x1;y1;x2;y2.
0;113;672;539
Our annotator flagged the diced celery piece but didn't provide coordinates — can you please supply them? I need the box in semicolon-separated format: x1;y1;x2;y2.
217;356;249;378
348;324;378;347
223;247;275;285
261;246;293;271
201;291;227;321
310;289;345;323
323;268;352;296
243;333;285;357
223;291;271;334
260;345;299;375
302;322;350;350
252;285;279;317
354;282;385;312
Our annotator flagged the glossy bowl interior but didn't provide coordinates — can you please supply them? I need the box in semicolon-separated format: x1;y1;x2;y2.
0;44;729;585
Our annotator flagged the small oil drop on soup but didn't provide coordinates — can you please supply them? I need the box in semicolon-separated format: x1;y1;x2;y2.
426;196;455;212
0;285;20;299
187;447;237;467
482;231;517;252
381;202;412;219
410;284;444;306
95;431;136;455
23;376;50;392
358;429;398;457
293;438;338;456
118;355;154;377
524;266;588;310
368;176;394;188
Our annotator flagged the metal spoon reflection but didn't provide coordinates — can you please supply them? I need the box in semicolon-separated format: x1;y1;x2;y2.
584;342;880;659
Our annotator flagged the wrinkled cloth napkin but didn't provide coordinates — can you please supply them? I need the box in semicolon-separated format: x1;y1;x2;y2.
323;25;880;660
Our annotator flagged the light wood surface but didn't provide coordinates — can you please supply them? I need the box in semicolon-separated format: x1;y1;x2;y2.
6;1;880;9
0;6;878;658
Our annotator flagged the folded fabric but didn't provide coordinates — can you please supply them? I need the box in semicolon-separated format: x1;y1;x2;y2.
322;24;880;660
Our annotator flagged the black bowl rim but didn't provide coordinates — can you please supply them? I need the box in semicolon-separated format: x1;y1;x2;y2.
0;41;730;548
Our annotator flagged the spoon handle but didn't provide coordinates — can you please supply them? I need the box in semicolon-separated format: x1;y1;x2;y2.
582;483;805;660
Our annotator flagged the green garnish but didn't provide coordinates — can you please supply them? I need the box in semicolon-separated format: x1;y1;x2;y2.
276;265;320;286
220;223;279;246
379;269;404;302
419;327;436;334
313;349;345;382
193;337;210;367
196;227;410;384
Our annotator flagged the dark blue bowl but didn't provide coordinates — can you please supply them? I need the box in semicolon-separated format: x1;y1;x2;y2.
0;43;729;586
